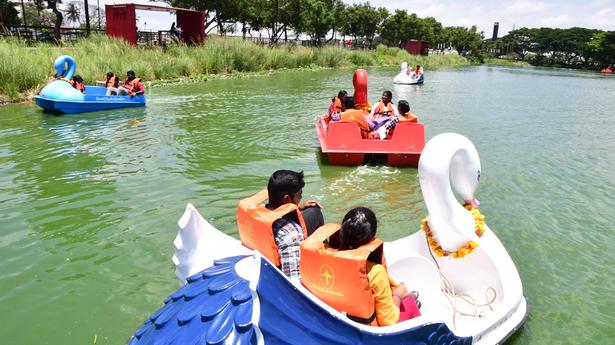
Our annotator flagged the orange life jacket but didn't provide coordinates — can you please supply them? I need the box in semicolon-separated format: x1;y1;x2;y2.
123;77;142;93
105;76;118;88
398;112;417;122
300;223;386;325
328;97;343;116
73;81;85;93
373;101;395;118
237;189;308;266
339;109;371;138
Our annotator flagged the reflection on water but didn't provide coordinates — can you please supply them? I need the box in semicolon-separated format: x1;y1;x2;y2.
0;66;614;344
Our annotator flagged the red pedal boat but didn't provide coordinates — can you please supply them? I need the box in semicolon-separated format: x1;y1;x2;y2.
317;69;425;167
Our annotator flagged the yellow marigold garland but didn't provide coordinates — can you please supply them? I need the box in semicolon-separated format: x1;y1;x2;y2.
421;204;486;259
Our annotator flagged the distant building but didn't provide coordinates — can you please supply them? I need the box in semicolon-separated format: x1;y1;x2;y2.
405;39;429;56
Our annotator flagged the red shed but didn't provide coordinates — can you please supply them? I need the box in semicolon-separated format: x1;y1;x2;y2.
105;3;205;46
405;39;429;56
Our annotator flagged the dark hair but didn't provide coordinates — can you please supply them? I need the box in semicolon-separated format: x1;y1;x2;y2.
337;90;348;99
72;75;83;82
382;90;392;100
106;71;114;77
398;100;410;115
342;95;355;111
267;170;305;206
127;70;135;77
339;207;377;250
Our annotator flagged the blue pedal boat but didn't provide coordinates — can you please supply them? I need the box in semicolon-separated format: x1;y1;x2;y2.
34;55;146;114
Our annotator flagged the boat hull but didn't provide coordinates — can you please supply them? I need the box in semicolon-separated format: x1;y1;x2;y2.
316;117;424;167
35;85;146;114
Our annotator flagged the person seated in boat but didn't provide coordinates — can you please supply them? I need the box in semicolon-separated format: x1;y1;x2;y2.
397;100;417;122
237;170;324;281
71;75;85;93
369;90;399;119
103;72;120;96
413;65;423;78
332;96;372;138
116;70;144;97
301;207;421;326
328;90;347;120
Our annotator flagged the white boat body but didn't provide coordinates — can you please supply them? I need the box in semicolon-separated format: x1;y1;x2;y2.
394;62;425;84
135;133;528;345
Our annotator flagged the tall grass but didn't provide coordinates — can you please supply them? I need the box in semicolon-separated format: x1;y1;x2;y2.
0;35;471;102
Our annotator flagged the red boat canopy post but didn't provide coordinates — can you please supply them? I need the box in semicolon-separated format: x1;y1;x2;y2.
353;69;368;108
405;39;429;56
105;3;205;46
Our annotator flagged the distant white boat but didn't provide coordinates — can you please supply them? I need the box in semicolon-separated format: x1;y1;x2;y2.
394;62;425;85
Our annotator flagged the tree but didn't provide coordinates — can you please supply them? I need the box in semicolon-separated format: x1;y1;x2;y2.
299;0;334;46
0;0;21;28
442;25;482;55
340;2;388;48
64;2;80;27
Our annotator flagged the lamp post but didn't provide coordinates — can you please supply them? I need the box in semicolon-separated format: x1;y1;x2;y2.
97;0;100;30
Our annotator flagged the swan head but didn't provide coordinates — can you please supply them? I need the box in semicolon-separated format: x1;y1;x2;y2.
418;133;482;251
53;55;76;80
400;61;408;71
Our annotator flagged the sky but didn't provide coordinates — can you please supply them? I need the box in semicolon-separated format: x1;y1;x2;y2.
347;0;615;37
74;0;615;36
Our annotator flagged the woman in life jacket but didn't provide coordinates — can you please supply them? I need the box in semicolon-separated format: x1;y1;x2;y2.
328;90;347;120
71;75;85;93
333;207;421;326
104;72;120;96
369;90;399;120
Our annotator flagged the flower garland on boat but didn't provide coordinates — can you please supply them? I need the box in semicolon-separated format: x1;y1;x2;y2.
421;204;485;259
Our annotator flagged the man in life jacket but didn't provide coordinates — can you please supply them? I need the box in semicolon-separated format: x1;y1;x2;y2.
104;72;120;96
238;170;324;281
71;75;85;93
117;70;144;97
369;90;400;120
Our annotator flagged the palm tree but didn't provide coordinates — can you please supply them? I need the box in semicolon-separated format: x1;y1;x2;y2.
64;3;80;27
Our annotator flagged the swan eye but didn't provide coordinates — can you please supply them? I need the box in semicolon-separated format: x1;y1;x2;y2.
477;170;481;182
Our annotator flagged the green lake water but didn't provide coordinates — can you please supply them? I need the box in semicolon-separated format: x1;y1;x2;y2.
1;66;613;344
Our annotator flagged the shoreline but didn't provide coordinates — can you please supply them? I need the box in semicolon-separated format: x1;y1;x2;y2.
0;35;472;105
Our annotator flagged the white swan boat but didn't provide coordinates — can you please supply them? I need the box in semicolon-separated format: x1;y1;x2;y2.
128;133;528;345
393;62;425;85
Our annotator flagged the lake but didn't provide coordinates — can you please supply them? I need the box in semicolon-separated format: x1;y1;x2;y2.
0;65;613;344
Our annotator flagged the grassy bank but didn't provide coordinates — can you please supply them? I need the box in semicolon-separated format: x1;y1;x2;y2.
483;57;530;67
0;35;471;103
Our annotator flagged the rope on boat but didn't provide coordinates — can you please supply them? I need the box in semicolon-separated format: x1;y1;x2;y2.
424;234;497;330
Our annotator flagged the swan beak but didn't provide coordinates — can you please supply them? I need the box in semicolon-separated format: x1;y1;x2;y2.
465;198;480;208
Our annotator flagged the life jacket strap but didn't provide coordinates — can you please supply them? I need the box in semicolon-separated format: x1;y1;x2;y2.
347;310;377;325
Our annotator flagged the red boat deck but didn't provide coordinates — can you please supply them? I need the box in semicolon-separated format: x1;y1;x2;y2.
316;117;425;167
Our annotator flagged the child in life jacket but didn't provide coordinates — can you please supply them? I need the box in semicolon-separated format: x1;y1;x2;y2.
328;90;347;120
397;100;418;122
334;207;421;326
71;75;85;93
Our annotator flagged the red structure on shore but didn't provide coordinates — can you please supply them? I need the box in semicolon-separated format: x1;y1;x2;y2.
405;40;429;56
105;4;205;46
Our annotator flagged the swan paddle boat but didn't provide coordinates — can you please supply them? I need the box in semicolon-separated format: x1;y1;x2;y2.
128;133;528;345
600;67;612;74
34;55;146;114
393;62;425;85
318;69;425;167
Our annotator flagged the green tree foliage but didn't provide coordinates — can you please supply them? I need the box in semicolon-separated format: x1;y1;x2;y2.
501;27;613;68
0;0;21;27
64;3;80;26
339;2;388;48
441;26;482;55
